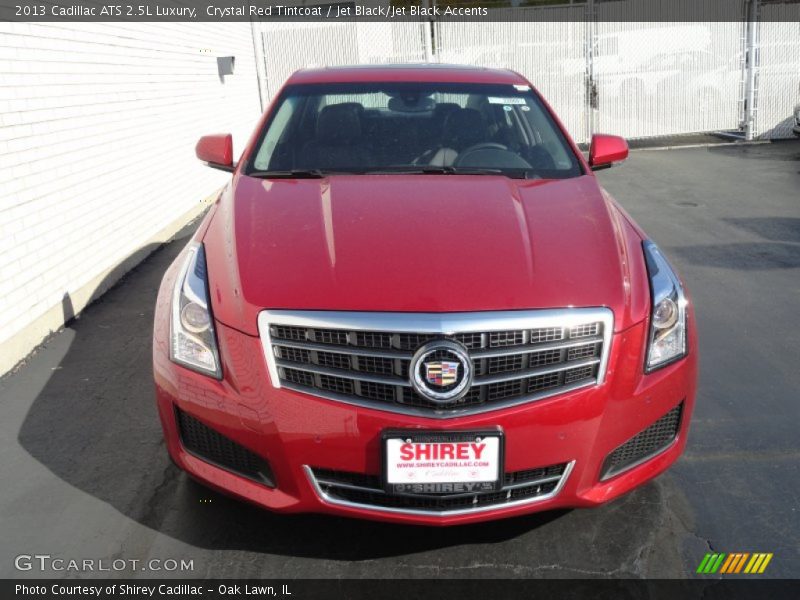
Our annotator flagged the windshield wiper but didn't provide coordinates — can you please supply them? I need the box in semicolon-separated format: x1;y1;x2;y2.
372;166;546;179
371;166;505;176
246;169;328;179
427;166;505;176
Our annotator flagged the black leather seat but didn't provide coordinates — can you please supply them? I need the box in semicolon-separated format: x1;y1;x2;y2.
299;103;369;169
443;108;487;150
426;108;488;167
423;102;460;144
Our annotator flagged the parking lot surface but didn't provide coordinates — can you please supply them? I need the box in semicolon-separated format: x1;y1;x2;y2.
1;140;798;579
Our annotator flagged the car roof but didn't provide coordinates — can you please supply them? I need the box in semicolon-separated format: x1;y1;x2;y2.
286;63;529;86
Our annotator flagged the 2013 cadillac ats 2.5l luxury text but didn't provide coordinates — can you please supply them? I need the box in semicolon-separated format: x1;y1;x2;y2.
153;64;697;525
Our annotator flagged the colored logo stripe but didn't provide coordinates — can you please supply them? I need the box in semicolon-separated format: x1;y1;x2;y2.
697;553;725;573
719;554;736;573
720;553;748;573
697;553;773;574
745;553;773;574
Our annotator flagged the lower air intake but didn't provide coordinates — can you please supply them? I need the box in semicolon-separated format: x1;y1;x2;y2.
308;463;571;515
601;402;683;480
176;408;275;487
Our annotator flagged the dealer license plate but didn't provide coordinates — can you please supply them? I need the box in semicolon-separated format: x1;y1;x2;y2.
383;430;503;495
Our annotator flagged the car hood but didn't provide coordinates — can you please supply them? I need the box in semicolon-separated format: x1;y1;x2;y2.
203;173;648;336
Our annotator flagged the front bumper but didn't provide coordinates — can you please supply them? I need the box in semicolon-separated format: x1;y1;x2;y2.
154;291;697;526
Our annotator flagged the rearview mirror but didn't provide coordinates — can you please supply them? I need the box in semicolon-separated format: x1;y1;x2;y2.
196;134;234;172
589;134;628;170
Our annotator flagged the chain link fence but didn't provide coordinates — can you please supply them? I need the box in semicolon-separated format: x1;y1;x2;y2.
255;0;800;143
257;22;428;103
755;4;800;138
434;6;590;143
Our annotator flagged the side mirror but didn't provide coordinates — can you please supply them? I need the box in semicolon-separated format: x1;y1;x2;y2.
196;134;234;172
589;134;628;170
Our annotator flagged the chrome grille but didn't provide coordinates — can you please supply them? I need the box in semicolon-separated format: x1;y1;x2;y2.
528;371;562;392
569;322;600;339
489;330;524;347
283;367;314;387
530;326;564;343
317;351;351;370
306;461;574;516
259;309;613;417
357;355;394;375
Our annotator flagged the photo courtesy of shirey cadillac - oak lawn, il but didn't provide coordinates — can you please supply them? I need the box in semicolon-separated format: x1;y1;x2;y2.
152;64;697;526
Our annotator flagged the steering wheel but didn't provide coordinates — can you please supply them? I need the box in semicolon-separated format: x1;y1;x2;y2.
453;142;508;166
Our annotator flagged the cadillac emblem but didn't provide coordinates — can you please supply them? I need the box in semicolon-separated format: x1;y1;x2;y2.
408;340;473;404
425;361;460;386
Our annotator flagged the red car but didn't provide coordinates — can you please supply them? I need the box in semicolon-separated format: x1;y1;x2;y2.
153;65;697;525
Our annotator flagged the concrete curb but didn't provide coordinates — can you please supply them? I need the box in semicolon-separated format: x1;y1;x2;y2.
633;140;772;152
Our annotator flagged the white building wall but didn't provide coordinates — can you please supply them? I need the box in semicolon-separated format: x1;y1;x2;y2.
0;23;262;373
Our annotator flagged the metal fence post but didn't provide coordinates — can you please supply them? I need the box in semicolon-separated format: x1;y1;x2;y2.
423;0;435;62
743;0;760;140
584;0;597;140
250;21;266;112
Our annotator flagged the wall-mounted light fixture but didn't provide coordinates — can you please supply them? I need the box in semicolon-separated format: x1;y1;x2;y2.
217;56;235;79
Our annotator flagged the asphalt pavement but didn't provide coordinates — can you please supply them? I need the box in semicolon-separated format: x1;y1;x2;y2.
1;140;798;579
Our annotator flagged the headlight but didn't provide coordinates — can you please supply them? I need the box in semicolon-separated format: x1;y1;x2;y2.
643;240;687;372
170;242;222;378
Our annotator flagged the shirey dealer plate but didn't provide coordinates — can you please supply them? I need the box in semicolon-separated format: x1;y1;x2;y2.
382;430;504;495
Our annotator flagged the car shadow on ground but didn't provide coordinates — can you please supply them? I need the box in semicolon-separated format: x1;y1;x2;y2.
669;216;800;270
666;140;800;271
723;217;800;243
11;222;668;568
669;241;800;269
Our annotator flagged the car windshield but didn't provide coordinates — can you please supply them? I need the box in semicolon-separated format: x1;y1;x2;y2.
247;82;582;179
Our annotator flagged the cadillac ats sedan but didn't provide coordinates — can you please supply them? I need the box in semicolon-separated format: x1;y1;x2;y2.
153;64;697;525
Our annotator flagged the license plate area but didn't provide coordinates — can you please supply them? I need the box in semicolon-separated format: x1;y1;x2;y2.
382;429;504;495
